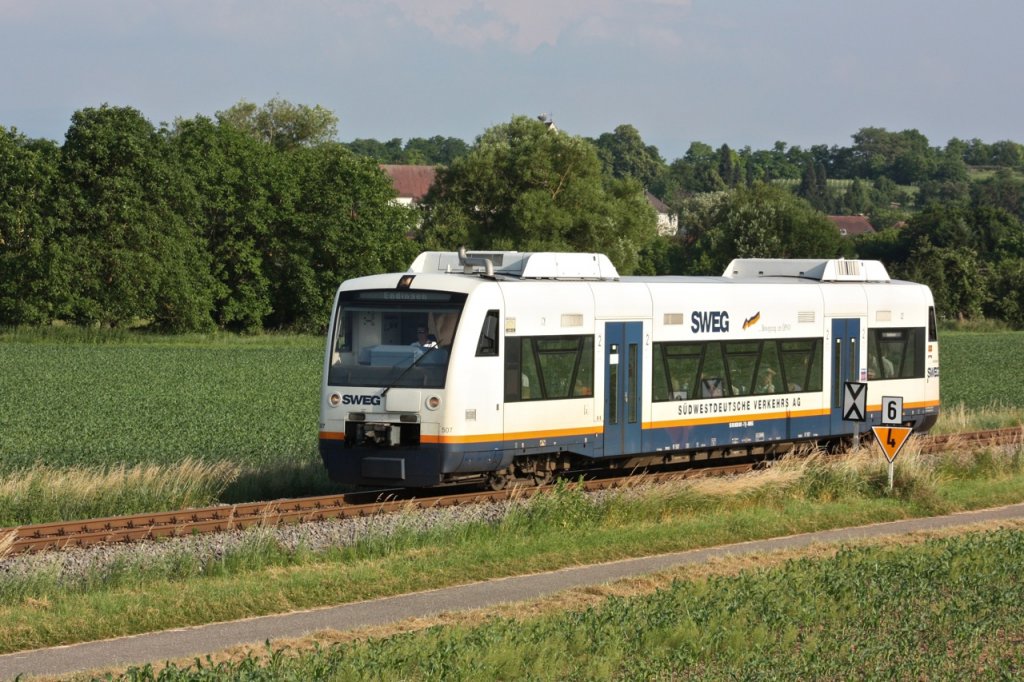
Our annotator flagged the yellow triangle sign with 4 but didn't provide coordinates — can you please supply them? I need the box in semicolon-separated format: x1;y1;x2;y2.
871;425;913;463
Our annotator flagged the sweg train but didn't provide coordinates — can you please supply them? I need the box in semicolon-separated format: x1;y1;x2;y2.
319;250;939;488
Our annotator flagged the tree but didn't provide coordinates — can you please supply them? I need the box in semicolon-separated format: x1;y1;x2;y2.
54;105;216;331
902;202;1023;261
842;178;871;215
989;140;1024;168
419;116;657;274
344;137;405;162
798;160;821;207
899;240;986;321
717;144;740;188
593;124;666;189
850;127;936;184
265;145;419;330
169;116;279;332
0;127;60;324
216;98;338;151
971;168;1024;221
681;184;848;275
986;258;1024;327
402;136;469;165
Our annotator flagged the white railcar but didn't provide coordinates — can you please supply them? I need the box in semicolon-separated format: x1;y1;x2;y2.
319;251;940;488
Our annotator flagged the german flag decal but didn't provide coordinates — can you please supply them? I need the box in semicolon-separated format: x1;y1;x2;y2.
743;312;761;330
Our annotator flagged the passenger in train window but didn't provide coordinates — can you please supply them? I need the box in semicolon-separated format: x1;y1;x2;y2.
756;367;777;394
700;376;723;398
868;354;894;380
671;379;687;400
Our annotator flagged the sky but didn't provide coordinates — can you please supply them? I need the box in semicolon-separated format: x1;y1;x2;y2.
2;0;1022;161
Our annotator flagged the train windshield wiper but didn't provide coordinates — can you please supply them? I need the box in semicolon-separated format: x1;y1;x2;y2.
380;343;438;397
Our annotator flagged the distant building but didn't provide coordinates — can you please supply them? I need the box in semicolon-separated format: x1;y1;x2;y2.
827;215;876;238
646;191;679;236
380;164;676;237
380;164;437;207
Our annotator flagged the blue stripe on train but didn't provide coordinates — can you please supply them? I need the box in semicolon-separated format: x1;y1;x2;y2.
321;405;939;486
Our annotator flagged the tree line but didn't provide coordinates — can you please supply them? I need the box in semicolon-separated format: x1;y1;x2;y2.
2;100;1023;331
1;101;419;332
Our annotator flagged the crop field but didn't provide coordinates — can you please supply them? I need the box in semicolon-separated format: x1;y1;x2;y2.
121;527;1024;680
0;330;1019;476
939;332;1024;408
0;333;323;473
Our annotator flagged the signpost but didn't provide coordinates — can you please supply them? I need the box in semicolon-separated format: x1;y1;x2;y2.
843;381;867;450
843;382;867;422
872;395;912;489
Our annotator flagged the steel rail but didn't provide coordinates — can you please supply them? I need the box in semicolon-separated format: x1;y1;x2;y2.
2;427;1019;556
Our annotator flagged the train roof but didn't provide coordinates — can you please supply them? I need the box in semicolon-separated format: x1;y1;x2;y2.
407;251;896;285
409;250;620;280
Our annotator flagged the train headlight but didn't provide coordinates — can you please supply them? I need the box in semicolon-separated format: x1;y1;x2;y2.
426;395;441;410
329;392;341;407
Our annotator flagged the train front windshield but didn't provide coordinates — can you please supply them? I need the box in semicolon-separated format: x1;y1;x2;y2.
327;289;466;389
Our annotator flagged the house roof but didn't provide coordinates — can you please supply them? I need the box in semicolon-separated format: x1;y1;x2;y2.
827;215;876;237
380;164;437;202
645;191;670;214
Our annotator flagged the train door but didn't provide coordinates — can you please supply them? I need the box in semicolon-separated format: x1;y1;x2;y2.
829;318;861;434
604;321;643;457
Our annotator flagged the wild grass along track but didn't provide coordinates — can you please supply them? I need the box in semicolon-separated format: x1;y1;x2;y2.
3;427;1019;556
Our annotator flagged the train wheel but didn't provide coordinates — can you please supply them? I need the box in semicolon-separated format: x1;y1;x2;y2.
487;472;510;491
533;470;553;486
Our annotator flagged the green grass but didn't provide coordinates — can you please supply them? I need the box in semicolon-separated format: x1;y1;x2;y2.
118;528;1024;681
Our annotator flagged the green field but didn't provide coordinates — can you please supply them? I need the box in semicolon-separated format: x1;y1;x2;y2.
122;528;1024;680
938;332;1024;408
0;328;1020;520
0;333;323;472
0;330;1021;471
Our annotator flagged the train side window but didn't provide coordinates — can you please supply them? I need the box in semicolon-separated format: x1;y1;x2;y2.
928;306;938;342
653;342;702;401
779;339;820;392
521;339;543;399
506;335;592;401
723;341;760;396
572;340;594;397
476;310;500;357
652;344;669;401
868;328;925;380
700;342;726;398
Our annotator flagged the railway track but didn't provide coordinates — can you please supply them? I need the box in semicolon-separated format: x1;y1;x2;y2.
917;426;1022;452
3;427;1020;557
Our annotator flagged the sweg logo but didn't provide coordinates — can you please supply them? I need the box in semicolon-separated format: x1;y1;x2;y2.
342;394;382;406
691;310;730;333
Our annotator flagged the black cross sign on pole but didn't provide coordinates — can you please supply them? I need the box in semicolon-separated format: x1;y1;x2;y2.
843;381;867;422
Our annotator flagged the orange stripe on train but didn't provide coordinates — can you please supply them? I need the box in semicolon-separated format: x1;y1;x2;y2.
424;425;600;445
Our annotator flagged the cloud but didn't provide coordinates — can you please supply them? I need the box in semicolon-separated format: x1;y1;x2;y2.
383;0;692;52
